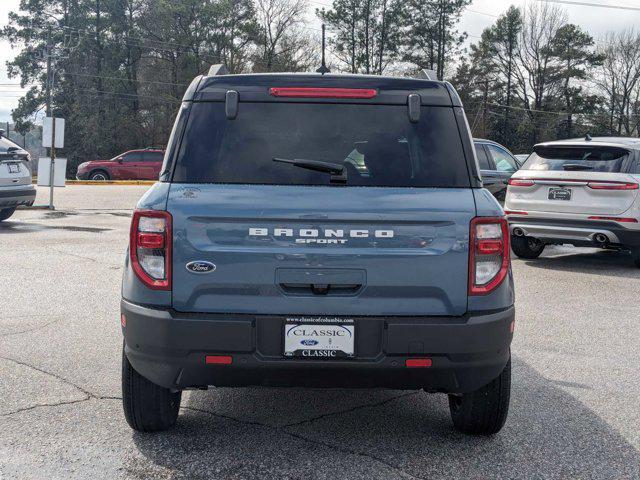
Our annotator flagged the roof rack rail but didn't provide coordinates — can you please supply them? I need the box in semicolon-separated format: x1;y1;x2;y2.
208;64;229;77
415;69;438;81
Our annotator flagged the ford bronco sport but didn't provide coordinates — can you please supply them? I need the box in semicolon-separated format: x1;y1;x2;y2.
121;66;515;435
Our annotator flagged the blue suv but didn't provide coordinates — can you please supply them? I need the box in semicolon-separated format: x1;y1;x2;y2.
121;67;515;435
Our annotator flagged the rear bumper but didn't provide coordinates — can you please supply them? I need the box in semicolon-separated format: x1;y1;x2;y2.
0;185;36;208
508;216;640;248
122;300;514;393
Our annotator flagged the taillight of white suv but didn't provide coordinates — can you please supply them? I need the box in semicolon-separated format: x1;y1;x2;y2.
469;217;510;295
130;210;172;290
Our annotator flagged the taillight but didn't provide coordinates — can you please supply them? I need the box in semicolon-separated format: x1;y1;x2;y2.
469;217;510;296
130;210;172;290
508;178;535;187
587;181;639;190
269;87;377;99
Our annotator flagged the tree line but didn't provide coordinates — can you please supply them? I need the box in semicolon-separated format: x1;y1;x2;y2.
2;0;320;171
1;0;639;172
454;2;640;154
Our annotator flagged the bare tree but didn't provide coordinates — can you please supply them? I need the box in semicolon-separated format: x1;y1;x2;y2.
595;30;640;135
514;2;566;143
254;0;317;72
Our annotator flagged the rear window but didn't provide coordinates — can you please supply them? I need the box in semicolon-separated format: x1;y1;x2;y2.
172;102;470;187
524;146;629;173
0;137;19;153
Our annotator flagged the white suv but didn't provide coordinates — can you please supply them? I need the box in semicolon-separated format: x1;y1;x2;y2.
504;136;640;267
0;132;36;221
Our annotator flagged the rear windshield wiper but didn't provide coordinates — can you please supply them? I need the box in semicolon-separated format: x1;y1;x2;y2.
562;163;594;171
273;157;344;175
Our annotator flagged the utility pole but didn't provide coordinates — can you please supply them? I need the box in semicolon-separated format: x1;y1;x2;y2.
481;79;489;138
45;26;52;119
46;26;56;210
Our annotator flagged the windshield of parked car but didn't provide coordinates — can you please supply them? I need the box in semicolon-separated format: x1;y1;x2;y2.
172;102;470;187
524;146;629;172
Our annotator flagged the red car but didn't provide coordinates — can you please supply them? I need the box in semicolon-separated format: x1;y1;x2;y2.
76;148;164;181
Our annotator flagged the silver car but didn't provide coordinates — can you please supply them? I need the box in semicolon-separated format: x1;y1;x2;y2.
0;131;36;221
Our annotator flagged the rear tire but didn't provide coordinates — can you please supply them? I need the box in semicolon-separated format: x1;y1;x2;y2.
89;170;109;181
0;207;16;221
449;356;511;435
511;235;545;259
122;345;181;432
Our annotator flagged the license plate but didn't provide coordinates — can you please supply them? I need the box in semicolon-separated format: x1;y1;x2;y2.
7;163;20;173
284;317;355;358
548;187;571;201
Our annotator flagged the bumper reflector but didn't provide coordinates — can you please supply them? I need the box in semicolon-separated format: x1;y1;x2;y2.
503;210;528;216
120;313;126;328
587;216;638;223
205;355;233;365
405;358;433;368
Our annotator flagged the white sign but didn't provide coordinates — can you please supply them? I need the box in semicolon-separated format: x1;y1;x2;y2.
37;157;67;187
42;117;65;149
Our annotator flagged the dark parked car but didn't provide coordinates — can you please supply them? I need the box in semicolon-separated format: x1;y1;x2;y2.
76;148;164;181
474;139;521;201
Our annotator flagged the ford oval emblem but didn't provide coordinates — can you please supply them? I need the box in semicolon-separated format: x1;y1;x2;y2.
301;339;319;346
186;261;216;274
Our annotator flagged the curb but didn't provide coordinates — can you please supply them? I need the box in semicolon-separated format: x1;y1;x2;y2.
32;180;156;186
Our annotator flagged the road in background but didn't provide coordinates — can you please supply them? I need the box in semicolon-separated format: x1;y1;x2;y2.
30;184;150;210
1;186;638;479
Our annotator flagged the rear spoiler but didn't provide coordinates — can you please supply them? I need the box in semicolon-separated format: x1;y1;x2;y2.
533;144;630;159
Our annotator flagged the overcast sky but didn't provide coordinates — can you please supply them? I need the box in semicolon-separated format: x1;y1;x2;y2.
2;0;640;123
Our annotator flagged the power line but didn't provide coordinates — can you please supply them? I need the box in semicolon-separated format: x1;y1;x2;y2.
70;87;180;103
63;71;188;87
466;8;499;18
1;86;180;103
537;0;640;11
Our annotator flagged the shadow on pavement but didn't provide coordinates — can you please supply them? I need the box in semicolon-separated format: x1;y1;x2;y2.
519;247;640;279
128;358;639;479
0;220;110;234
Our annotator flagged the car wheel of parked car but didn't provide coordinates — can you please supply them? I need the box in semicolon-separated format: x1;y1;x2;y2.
511;235;545;259
122;345;181;432
0;207;16;221
89;170;109;181
448;356;511;435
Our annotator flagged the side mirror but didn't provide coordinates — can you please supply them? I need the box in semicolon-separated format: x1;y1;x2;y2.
116;157;124;163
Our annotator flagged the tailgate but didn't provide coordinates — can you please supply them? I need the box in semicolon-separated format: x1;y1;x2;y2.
507;171;639;215
168;185;475;317
0;158;31;187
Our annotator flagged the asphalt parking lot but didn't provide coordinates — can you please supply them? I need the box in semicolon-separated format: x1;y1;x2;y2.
1;185;639;479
